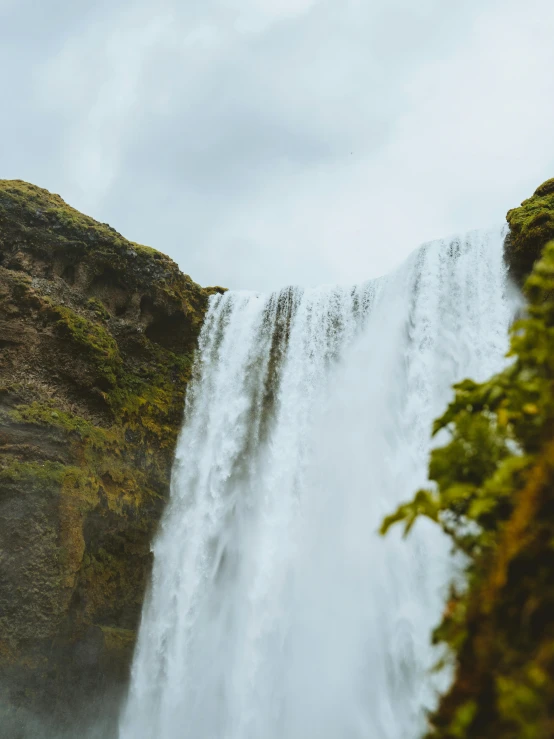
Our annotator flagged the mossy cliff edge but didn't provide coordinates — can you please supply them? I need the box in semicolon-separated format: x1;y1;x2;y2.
505;177;554;286
0;180;223;729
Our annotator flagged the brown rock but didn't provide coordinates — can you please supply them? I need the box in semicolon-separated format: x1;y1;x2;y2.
0;180;223;734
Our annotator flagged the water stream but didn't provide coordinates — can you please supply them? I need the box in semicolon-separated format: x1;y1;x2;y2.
120;229;513;739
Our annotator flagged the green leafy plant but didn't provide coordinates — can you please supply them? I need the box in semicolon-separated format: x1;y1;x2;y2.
382;241;554;737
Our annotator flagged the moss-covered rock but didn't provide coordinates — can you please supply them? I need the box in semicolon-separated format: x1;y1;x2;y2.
505;178;554;285
0;180;224;732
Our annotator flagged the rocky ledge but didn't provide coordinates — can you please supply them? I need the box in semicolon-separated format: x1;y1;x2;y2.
505;177;554;285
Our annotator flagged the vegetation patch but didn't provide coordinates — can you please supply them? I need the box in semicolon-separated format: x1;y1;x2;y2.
382;240;554;737
43;299;122;388
505;178;554;285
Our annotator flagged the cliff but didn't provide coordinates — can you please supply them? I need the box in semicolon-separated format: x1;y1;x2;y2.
505;177;554;285
0;180;222;733
1;176;552;736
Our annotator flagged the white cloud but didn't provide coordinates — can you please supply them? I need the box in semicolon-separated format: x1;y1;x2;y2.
36;5;175;207
2;0;554;290
227;0;318;33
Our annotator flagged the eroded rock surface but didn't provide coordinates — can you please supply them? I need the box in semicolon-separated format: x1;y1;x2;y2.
0;180;223;732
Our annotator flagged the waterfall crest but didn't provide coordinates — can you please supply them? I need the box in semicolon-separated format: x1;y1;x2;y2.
120;230;513;739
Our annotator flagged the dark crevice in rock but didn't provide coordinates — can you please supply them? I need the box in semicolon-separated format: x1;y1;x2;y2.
145;309;188;353
61;264;76;285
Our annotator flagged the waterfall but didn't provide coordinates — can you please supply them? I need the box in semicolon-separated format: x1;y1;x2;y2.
119;229;513;739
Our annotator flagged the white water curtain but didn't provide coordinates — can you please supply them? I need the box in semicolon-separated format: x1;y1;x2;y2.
120;230;512;739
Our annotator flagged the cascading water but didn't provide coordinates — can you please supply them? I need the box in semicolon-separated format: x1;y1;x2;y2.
119;229;514;739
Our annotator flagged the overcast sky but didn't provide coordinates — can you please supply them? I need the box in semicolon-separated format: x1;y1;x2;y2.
2;0;554;290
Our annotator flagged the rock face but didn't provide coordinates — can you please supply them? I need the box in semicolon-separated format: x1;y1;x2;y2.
0;180;222;733
505;178;554;285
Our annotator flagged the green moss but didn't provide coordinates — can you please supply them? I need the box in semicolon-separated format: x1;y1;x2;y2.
130;242;159;257
15;302;193;471
42;299;122;387
0;460;67;488
86;297;110;322
0;180;141;259
11;401;107;442
60;466;101;512
9;399;156;513
109;346;193;432
506;178;554;285
0;459;101;512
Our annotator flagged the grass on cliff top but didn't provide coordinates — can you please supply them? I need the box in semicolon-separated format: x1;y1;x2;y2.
0;179;212;316
0;179;177;266
506;177;554;285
